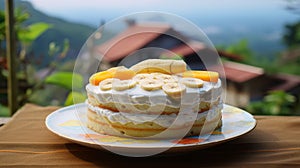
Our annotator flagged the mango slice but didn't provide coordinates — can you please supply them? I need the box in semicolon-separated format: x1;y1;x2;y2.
89;66;136;85
182;71;219;83
89;71;113;85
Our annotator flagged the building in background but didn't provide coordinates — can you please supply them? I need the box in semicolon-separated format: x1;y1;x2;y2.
95;22;300;108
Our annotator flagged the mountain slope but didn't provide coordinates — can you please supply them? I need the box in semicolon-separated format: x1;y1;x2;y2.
1;0;97;68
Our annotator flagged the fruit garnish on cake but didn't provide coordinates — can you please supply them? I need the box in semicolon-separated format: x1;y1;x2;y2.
86;59;223;139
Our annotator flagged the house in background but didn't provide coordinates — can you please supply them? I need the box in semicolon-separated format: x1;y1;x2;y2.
210;61;265;107
211;61;300;108
95;22;233;69
94;21;300;108
96;23;188;67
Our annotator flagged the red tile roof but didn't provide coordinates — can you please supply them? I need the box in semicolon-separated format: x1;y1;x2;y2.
211;61;264;83
217;50;243;61
223;61;264;82
162;41;206;57
162;41;242;61
97;23;171;62
269;73;300;91
96;23;242;62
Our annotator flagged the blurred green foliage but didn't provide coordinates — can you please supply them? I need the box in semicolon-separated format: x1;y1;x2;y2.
45;72;83;90
18;22;52;44
219;20;300;115
160;54;183;60
0;1;96;67
246;91;296;115
0;104;9;116
220;39;254;64
219;21;300;76
283;21;300;47
64;92;86;106
0;7;86;116
44;71;86;106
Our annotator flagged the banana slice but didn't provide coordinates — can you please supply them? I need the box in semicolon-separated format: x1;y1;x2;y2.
99;78;114;91
162;83;186;98
130;59;186;74
140;78;164;91
155;73;178;84
180;77;204;88
112;79;136;91
112;66;136;80
133;73;154;83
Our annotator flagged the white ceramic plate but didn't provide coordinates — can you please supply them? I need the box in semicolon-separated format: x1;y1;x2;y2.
46;103;256;156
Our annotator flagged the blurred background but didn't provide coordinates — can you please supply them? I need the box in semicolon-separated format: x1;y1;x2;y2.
0;0;299;116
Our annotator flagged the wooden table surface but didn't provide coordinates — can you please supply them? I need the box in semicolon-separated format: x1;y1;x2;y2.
1;103;300;167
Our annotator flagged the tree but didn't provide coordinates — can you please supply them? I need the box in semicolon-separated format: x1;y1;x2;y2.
247;90;297;115
0;8;86;116
283;21;300;47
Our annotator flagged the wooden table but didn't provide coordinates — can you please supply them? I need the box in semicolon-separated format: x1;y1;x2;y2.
0;103;299;167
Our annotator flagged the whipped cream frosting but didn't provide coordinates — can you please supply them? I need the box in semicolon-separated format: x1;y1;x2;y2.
87;101;222;127
86;79;223;108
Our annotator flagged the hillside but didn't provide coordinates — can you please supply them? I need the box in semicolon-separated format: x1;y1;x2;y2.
1;0;97;68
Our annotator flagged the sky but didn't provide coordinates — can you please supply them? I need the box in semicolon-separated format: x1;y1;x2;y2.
24;0;300;55
27;0;272;13
24;0;298;37
26;0;293;26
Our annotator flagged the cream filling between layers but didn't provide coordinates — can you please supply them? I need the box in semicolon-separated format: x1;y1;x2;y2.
87;101;223;128
86;79;222;109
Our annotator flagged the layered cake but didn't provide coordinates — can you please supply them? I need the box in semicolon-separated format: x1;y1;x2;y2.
86;59;223;139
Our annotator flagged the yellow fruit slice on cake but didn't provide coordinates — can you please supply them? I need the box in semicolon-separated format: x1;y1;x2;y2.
89;71;113;85
180;77;204;88
140;78;164;91
133;73;154;83
112;79;137;91
130;59;186;74
110;66;136;80
89;66;136;85
182;71;219;83
154;73;178;84
162;83;186;98
99;78;114;91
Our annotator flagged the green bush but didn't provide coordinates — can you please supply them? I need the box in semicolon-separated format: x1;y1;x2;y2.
246;90;296;115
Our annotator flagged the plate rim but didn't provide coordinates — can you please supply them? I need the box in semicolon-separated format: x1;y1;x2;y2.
45;103;256;151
